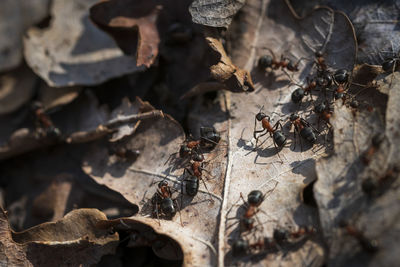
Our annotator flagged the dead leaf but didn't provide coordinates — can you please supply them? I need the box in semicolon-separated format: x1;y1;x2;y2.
0;0;50;72
90;0;162;68
189;0;246;28
23;0;142;87
0;208;119;266
37;83;82;111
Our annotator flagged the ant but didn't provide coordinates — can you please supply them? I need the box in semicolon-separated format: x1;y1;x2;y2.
272;226;316;246
362;166;399;197
332;69;350;100
339;220;379;253
182;160;215;202
238;183;278;232
257;47;306;73
361;133;385;165
232;237;276;256
291;78;317;104
152;181;182;225
253;111;287;159
314;50;328;71
289;114;319;150
313;101;333;129
199;126;221;149
31;101;61;139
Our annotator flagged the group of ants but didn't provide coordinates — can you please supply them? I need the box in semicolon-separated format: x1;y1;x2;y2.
29;46;400;259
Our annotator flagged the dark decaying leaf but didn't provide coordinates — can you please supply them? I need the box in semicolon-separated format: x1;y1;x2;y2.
90;0;162;68
0;208;119;266
189;0;246;28
287;0;400;65
23;0;141;87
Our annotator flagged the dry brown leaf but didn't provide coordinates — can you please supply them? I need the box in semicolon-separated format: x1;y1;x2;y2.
37;83;82;111
0;208;119;266
90;0;162;68
23;0;141;87
80;1;362;265
0;0;50;72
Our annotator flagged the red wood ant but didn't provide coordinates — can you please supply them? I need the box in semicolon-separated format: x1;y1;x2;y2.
289;114;319;150
339;220;379;253
332;69;350;100
31;101;61;138
257;48;307;73
361;133;385;165
238;182;278;232
291;78;318;104
362;166;399;196
314;50;327;71
182;160;215;202
232;225;315;256
314;101;333;128
152;181;182;225
253;111;287;158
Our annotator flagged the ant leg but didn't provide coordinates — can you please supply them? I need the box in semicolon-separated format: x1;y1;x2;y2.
292;129;297;151
273;139;284;163
239;193;249;209
254;130;269;150
173;199;183;226
200;178;215;203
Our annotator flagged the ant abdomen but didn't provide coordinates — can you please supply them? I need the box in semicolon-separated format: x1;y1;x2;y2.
291;88;305;103
333;69;349;84
300;127;317;144
273;131;287;147
258;55;273;69
161;198;176;216
185;174;199;196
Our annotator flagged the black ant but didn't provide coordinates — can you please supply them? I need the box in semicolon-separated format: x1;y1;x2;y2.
31;101;61;138
289;114;319;150
238;183;278;232
361;133;385;165
253;111;287;159
152;181;182;225
257;48;306;73
339;220;379;253
362;166;399;196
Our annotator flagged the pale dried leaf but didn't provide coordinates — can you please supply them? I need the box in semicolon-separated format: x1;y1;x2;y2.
189;0;246;28
0;208;119;266
24;0;142;87
0;0;50;72
0;65;36;115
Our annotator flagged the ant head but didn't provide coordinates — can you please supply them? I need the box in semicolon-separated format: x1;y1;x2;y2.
158;181;168;188
255;112;267;121
290;113;299;121
315;50;323;57
248;190;263;205
179;144;191;156
334;69;349;84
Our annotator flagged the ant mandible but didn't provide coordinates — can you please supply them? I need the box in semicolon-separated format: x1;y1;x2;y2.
289;114;320;151
152;181;182;225
253;111;287;158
